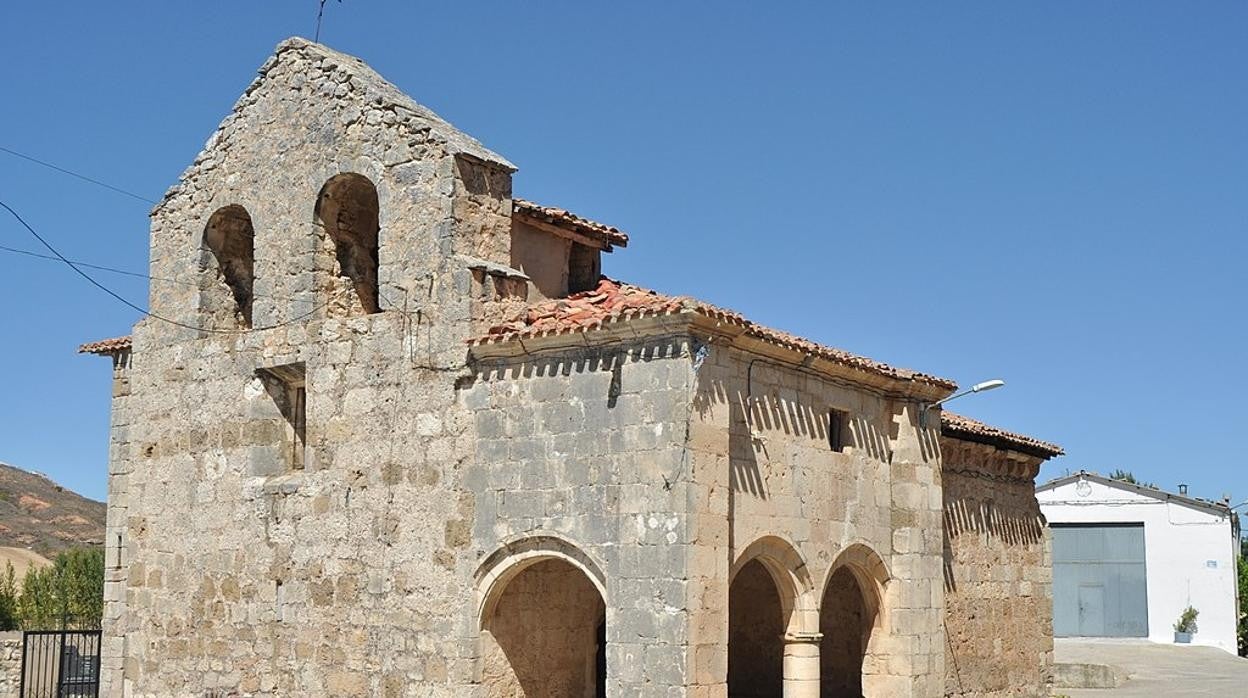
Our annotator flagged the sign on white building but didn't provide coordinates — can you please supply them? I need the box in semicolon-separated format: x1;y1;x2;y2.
1036;471;1240;654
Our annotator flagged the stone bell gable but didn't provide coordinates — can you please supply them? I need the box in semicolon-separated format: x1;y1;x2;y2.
147;37;515;350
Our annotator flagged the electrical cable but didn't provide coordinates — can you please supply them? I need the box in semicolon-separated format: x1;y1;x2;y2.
0;199;329;334
0;243;319;306
1;145;410;316
0;145;158;205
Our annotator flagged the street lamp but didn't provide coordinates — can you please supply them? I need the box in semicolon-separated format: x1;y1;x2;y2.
934;379;1006;408
921;379;1005;427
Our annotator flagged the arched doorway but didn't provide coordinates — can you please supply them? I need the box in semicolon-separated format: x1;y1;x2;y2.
729;558;784;696
819;546;887;698
478;541;607;698
729;537;818;698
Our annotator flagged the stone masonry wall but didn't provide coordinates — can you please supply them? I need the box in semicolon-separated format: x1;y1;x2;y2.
685;345;946;697
941;437;1051;698
463;335;698;696
0;633;19;698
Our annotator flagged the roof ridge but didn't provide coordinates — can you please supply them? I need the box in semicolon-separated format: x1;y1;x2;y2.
941;411;1064;458
475;278;957;391
267;37;512;169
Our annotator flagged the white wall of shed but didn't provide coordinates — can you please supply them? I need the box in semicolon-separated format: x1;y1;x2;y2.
1037;479;1238;654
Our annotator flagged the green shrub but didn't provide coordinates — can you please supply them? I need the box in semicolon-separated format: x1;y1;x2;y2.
1174;605;1199;634
1238;554;1248;656
0;563;17;630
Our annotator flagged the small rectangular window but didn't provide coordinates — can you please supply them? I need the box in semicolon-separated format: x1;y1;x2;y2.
257;363;307;471
829;409;850;453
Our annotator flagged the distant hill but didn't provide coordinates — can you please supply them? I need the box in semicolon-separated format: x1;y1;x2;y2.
0;546;52;581
0;462;105;557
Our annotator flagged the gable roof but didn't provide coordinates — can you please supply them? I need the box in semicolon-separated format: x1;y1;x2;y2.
1036;470;1232;517
471;278;957;393
153;37;513;214
266;38;511;168
513;199;629;250
78;335;132;356
940;412;1064;459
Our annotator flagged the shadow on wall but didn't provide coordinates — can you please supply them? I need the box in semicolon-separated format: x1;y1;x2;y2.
470;338;688;385
728;391;766;500
942;494;1045;593
692;361;903;505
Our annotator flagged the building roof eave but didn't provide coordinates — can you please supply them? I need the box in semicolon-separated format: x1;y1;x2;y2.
1036;470;1233;517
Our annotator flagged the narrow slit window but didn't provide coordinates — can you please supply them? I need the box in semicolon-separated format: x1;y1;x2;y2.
290;385;307;470
829;409;850;453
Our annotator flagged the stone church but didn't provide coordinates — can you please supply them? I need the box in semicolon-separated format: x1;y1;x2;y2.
80;38;1063;697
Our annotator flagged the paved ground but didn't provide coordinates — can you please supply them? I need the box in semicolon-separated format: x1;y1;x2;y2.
1054;638;1248;697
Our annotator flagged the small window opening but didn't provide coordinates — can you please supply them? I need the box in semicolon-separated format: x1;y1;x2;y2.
315;173;380;315
257;363;307;470
203;205;256;326
829;409;850;453
568;243;601;294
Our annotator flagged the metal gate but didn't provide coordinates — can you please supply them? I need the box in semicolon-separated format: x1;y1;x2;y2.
1052;523;1149;637
19;630;101;698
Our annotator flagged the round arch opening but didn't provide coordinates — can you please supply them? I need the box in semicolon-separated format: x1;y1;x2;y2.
315;173;380;315
819;546;889;698
478;543;607;698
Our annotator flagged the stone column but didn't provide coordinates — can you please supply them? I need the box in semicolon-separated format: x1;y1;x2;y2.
782;632;822;697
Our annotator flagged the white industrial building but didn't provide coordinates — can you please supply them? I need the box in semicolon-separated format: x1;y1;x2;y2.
1037;471;1240;654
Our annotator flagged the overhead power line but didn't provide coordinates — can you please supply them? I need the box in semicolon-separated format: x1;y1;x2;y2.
315;0;341;43
0;243;321;306
0;145;158;205
0;145;407;317
0;199;327;334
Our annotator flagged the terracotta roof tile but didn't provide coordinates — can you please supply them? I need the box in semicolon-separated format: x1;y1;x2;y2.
514;199;629;248
941;412;1064;458
475;278;956;391
78;335;132;355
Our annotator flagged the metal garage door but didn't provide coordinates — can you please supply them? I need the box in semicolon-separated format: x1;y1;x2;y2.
1051;523;1149;637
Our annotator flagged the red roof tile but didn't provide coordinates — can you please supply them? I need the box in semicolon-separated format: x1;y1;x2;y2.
78;335;133;355
941;412;1064;458
475;278;956;391
514;199;629;249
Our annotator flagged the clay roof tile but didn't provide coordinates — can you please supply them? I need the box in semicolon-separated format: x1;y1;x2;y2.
471;279;956;392
77;335;133;356
940;412;1064;459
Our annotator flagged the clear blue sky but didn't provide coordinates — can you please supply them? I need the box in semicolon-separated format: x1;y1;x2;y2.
0;3;1244;504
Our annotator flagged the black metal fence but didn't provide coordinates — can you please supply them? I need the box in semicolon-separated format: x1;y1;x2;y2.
19;629;101;698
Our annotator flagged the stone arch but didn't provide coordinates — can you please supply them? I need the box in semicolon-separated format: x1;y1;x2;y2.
477;535;608;698
729;536;818;697
314;173;380;315
202;204;255;327
819;543;890;698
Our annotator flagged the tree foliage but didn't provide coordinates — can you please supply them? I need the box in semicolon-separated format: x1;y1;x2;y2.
1238;548;1248;656
0;547;104;630
1108;469;1158;489
0;563;16;630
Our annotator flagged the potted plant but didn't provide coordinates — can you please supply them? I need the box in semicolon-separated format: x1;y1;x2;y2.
1174;605;1198;643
